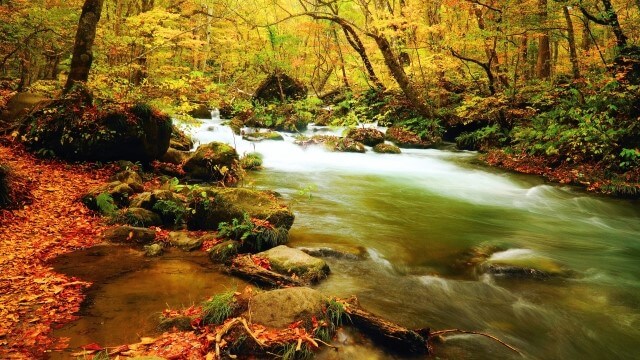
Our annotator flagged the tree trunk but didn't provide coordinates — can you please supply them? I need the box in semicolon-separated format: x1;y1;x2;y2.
563;6;581;79
341;24;385;89
519;35;530;80
581;16;592;51
370;33;432;117
535;0;551;79
64;0;105;93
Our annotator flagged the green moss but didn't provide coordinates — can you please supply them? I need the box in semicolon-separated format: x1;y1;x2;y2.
239;152;263;170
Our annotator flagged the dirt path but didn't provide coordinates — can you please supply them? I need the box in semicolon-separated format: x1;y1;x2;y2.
0;142;111;358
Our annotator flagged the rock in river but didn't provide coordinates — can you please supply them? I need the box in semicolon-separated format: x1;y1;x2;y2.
256;245;330;282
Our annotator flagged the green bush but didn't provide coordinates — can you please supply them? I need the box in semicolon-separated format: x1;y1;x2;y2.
202;291;235;325
152;199;187;225
218;212;288;252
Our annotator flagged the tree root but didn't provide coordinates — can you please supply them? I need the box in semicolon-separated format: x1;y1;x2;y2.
430;329;521;355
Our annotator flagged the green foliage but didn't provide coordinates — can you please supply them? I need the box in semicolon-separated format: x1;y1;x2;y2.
152;199;187;225
399;116;444;141
277;342;313;360
619;148;640;170
202;291;235;325
96;192;118;216
217;212;288;252
326;299;349;330
239;152;263;170
456;124;506;151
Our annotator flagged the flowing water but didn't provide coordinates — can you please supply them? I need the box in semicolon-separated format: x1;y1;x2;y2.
190;117;640;359
52;116;640;359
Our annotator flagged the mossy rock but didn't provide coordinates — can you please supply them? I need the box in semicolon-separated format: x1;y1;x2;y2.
242;131;284;142
239;152;263;170
373;143;401;154
161;148;190;164
19;93;172;161
82;181;134;210
256;245;330;282
246;287;325;329
188;104;212;119
103;226;156;244
117;207;163;227
296;135;365;153
188;187;294;231
183;142;239;181
168;231;203;251
109;170;144;193
144;243;164;257
385;126;439;149
345;128;385;146
130;190;179;210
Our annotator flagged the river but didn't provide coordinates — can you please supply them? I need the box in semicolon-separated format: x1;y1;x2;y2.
53;116;640;359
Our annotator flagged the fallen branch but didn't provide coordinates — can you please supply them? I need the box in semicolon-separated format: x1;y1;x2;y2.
430;329;521;355
344;297;429;355
228;255;304;288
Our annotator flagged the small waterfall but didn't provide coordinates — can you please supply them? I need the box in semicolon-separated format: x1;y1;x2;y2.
210;108;220;119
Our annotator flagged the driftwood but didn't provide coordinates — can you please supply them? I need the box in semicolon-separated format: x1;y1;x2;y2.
344;297;430;355
229;254;304;288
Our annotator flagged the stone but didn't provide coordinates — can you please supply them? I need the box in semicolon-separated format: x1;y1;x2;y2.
256;245;330;282
82;181;134;210
373;143;401;154
182;142;239;181
246;287;325;329
299;246;367;260
103;226;156;244
19;96;172;161
120;207;163;227
253;72;307;102
161;148;190;164
242;131;284;142
168;231;203;251
158;315;193;331
188;187;295;231
129;190;178;210
144;243;164;257
188;104;212;119
110;170;144;193
345;128;385;146
295;135;365;153
170;125;194;151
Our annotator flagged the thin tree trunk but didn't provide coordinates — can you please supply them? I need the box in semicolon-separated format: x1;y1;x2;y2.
64;0;105;93
563;6;581;79
371;33;432;116
519;35;529;80
581;16;592;51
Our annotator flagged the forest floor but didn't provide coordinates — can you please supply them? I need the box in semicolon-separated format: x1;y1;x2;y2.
0;140;112;359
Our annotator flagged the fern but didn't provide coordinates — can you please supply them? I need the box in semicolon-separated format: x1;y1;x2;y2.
96;192;118;215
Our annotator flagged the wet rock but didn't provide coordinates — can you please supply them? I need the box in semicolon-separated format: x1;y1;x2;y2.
386;126;439;149
208;240;240;263
239;152;263;170
373;143;401;154
345;128;385;147
119;207;163;227
170;125;194;151
246;287;325;329
299;246;367;260
257;245;330;282
188;187;295;231
467;247;568;279
182;142;239;181
242;131;284;142
144;243;164;257
161;148;190;164
109;170;144;193
103;226;156;244
482;264;553;279
296;135;365;153
168;231;203;251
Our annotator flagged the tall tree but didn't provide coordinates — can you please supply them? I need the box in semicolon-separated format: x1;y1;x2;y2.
64;0;105;93
563;5;580;79
535;0;551;79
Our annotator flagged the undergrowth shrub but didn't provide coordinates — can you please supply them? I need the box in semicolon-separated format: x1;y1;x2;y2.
218;212;288;252
202;290;235;325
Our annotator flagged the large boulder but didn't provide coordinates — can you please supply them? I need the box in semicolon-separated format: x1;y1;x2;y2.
254;72;307;103
129;190;179;210
256;245;329;282
82;181;135;210
161;148;190;164
345;128;385;146
373;143;401;154
118;207;162;227
296;135;365;153
170;125;194;151
19;88;172;161
182;142;239;181
385;126;439;149
0;92;48;131
109;170;144;193
188;187;294;231
168;231;203;251
246;287;325;329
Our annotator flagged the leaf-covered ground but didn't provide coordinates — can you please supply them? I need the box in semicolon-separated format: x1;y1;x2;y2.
0;141;112;359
